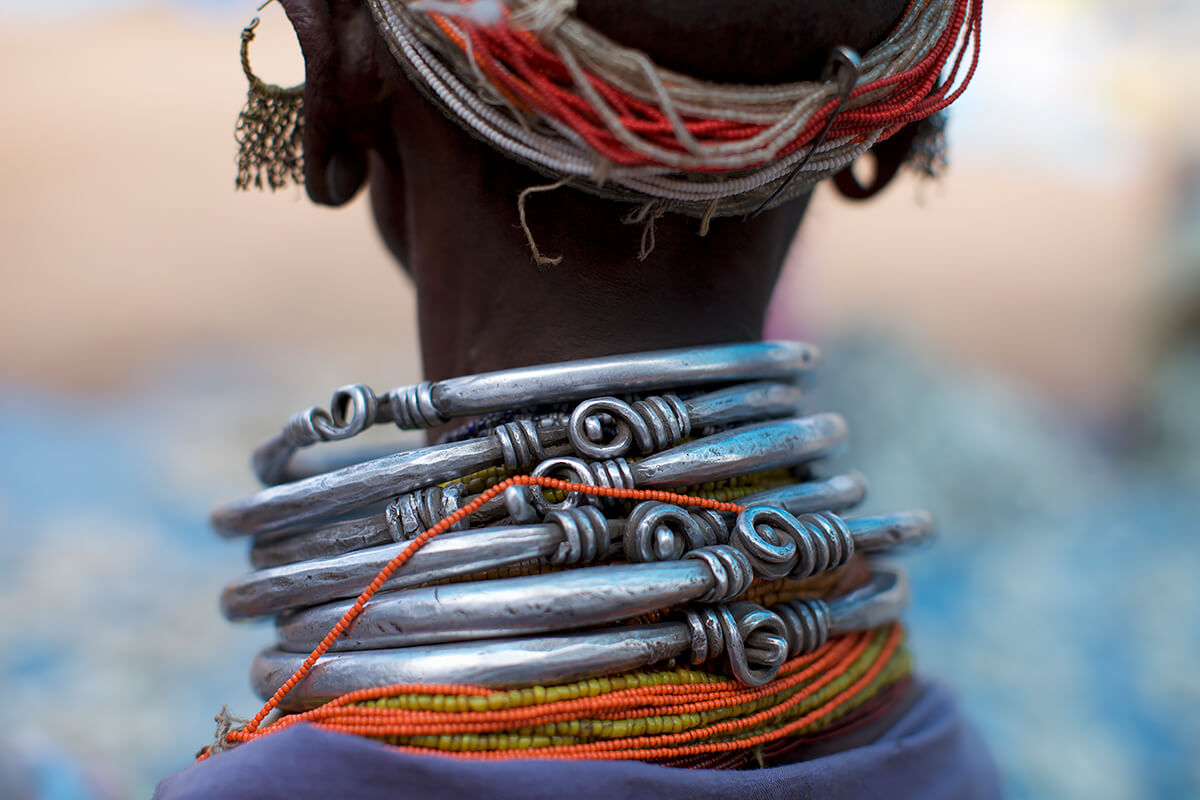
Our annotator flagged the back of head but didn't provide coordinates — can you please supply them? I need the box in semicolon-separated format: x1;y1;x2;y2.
253;0;978;375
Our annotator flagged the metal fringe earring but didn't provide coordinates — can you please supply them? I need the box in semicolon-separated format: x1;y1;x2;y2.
235;16;305;191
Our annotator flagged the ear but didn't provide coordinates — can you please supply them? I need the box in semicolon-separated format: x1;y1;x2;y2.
832;121;922;200
278;0;391;206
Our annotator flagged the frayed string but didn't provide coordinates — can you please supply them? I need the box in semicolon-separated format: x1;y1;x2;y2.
517;178;570;267
623;200;668;261
698;199;719;237
590;156;613;187
204;706;250;757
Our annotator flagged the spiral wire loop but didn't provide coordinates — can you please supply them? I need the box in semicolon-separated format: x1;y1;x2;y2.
623;501;729;562
683;544;754;603
568;394;691;459
283;384;381;447
384;382;445;429
530;456;635;514
546;506;611;565
683;602;790;686
775;597;833;656
690;508;731;547
588;458;637;495
624;501;701;562
731;507;855;580
492;418;550;470
386;485;466;541
529;457;596;513
789;511;855;579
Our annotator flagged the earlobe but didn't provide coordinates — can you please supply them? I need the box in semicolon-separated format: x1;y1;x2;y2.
832;122;921;201
277;0;372;206
324;147;369;206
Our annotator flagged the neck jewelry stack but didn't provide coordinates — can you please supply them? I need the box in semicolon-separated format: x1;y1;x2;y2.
210;342;930;761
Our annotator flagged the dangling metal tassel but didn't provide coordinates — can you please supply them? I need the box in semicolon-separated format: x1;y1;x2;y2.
235;16;305;191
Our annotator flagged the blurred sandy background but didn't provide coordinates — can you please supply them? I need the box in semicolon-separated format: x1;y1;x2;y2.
1;1;1198;798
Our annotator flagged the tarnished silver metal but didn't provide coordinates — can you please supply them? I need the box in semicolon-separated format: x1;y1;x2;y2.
525;414;847;517
591;457;638;492
730;507;936;580
269;544;751;643
219;343;931;719
734;471;867;516
628;505;932;571
843;509;935;552
565;381;810;461
502;485;539;525
689;508;729;547
246;471;870;569
528;456;614;514
776;563;910;655
545;506;610;565
215;436;498;538
386;483;466;541
630;414;846;489
413;341;816;423
223;511;623;620
821;562;910;632
274;557;718;651
251;342;817;484
503;485;540;524
248;516;385;570
731;506;813;580
384;381;442;429
218;395;833;538
263;381;805;486
682;544;754;602
230;508;928;619
623;501;724;562
731;508;853;580
683;602;790;686
568;394;690;459
254;625;695;710
526;455;641;514
252;385;382;487
250;565;909;709
492;418;551;470
775;597;831;656
216;413;846;539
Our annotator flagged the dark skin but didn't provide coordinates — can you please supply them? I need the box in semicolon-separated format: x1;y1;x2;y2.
277;0;909;381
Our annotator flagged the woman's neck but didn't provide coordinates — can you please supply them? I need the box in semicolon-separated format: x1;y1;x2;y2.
379;149;810;381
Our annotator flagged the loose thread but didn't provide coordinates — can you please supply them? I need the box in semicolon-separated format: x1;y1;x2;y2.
517;178;570;267
698;199;719;237
204;706;249;757
623;200;668;261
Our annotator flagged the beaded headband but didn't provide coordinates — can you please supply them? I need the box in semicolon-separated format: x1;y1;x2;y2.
238;0;980;218
368;0;980;216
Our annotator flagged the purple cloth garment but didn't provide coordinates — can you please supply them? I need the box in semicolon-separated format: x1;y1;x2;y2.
156;681;1001;799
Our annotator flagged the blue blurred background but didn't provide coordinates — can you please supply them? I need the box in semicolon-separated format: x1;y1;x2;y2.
0;1;1197;797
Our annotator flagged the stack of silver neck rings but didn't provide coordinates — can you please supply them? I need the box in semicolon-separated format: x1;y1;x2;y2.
212;341;930;711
